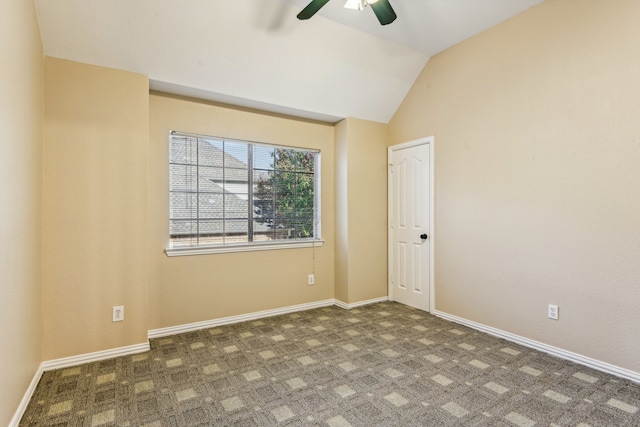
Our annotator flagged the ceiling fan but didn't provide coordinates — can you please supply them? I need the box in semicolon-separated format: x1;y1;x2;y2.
297;0;397;26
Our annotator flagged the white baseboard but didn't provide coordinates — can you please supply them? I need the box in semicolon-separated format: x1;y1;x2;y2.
41;342;150;372
9;364;45;427
334;296;389;310
149;299;336;339
149;297;391;339
434;310;640;384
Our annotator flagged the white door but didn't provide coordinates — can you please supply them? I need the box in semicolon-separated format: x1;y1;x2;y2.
388;139;431;312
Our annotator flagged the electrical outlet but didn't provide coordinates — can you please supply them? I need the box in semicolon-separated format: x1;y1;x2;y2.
308;274;315;285
548;304;558;320
113;306;124;322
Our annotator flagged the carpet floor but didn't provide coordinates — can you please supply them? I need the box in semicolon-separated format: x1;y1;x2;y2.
20;302;640;426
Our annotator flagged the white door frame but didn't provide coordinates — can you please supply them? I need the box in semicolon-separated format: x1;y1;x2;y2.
388;136;435;312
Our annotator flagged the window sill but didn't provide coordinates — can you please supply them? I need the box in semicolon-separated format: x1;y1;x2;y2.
165;239;324;257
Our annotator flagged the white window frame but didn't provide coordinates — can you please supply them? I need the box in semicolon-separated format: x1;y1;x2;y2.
165;131;323;256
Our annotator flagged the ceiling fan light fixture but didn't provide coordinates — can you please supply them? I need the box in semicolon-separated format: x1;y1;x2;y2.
298;0;395;25
344;0;366;10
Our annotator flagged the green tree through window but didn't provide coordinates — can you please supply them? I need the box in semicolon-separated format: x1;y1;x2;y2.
254;148;316;239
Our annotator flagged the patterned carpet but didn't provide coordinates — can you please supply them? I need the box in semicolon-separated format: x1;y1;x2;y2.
20;302;640;426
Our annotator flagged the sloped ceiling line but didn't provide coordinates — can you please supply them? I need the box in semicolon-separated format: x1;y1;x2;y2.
35;0;543;123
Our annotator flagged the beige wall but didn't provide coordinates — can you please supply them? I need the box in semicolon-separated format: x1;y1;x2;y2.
334;120;349;303
390;0;640;372
334;118;389;304
43;58;149;360
148;94;335;329
0;0;44;424
18;0;640;414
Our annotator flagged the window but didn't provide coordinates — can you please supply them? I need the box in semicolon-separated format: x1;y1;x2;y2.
167;132;321;254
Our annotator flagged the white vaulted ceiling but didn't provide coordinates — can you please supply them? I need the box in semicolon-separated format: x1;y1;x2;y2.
35;0;542;123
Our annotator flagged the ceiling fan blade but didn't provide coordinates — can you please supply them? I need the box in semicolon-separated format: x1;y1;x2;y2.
370;0;397;25
297;0;331;20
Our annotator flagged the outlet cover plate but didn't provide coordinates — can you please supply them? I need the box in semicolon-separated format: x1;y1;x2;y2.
548;304;558;320
113;305;124;322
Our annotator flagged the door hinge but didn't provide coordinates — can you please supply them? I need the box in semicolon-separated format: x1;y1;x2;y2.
388;163;394;173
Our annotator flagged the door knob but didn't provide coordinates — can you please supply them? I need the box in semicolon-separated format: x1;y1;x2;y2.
420;233;428;240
